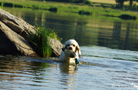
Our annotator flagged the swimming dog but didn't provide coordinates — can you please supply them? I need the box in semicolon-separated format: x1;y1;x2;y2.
59;39;81;65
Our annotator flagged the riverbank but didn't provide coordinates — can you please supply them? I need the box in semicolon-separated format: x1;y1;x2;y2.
1;0;138;20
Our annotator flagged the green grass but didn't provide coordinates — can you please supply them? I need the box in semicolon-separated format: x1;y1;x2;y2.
0;0;136;15
29;27;61;57
1;0;138;19
0;2;3;9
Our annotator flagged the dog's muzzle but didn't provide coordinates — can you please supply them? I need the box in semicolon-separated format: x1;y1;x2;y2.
68;47;73;50
62;47;75;58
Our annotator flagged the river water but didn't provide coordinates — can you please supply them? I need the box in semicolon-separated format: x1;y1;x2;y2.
1;7;138;90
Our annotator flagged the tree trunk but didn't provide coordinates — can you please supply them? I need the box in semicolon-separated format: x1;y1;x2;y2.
115;0;125;9
120;1;124;9
130;0;133;8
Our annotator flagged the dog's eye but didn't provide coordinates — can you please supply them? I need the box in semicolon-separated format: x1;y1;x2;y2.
67;44;70;46
73;44;75;47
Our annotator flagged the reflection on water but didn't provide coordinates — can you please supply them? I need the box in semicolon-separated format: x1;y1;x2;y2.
98;21;138;51
60;63;77;74
4;7;138;51
0;57;78;90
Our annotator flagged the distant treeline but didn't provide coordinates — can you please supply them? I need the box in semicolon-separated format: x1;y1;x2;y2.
34;0;90;3
115;0;138;9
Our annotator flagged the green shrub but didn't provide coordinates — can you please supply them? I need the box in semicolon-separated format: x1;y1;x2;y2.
29;27;61;57
78;10;92;15
118;14;137;20
48;7;58;12
85;1;92;5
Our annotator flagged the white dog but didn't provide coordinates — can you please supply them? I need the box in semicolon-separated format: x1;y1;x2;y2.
59;39;81;65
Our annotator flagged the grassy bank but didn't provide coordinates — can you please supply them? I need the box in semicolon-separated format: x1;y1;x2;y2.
0;0;138;19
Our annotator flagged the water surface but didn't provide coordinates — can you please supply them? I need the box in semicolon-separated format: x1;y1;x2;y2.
1;46;138;90
1;7;138;90
4;7;138;51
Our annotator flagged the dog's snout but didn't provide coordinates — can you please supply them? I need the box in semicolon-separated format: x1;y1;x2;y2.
69;47;73;50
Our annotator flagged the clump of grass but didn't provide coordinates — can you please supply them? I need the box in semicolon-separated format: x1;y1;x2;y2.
29;27;61;57
0;2;4;9
48;29;62;41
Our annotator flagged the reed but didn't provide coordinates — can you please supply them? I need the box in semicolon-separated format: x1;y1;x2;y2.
0;2;3;9
30;27;60;57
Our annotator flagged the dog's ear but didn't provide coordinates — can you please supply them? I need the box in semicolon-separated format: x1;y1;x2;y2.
75;46;81;57
62;46;65;52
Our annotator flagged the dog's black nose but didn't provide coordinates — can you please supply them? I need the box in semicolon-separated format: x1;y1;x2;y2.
69;47;72;50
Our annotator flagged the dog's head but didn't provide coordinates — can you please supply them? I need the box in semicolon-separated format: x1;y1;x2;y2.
63;39;81;57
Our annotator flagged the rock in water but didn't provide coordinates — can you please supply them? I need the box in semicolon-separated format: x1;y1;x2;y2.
0;21;36;56
0;9;36;40
0;9;36;56
48;37;63;57
0;9;63;57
